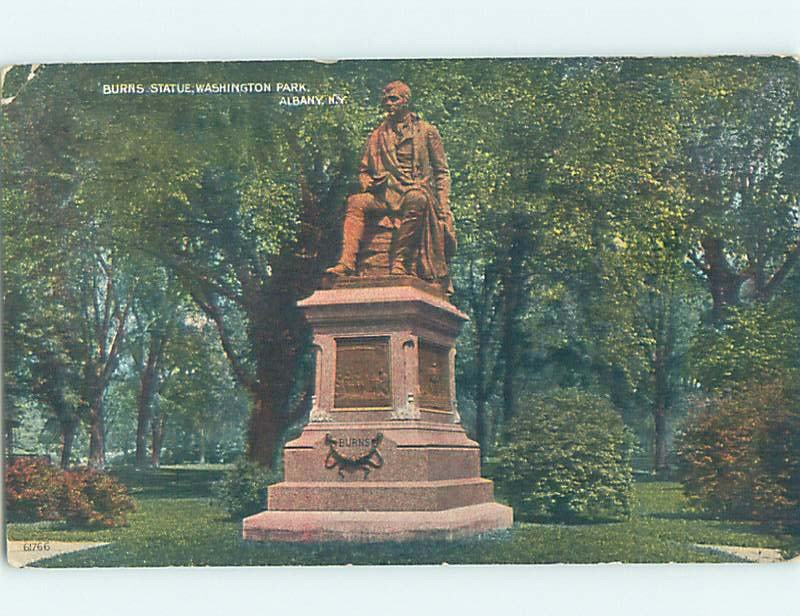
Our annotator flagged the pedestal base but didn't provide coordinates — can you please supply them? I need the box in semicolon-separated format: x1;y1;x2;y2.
242;502;513;543
240;280;513;544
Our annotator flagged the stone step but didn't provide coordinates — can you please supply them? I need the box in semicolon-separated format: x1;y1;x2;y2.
243;502;514;543
268;477;496;512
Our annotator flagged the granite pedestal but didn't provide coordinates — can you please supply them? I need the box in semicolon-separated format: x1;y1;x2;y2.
243;277;512;542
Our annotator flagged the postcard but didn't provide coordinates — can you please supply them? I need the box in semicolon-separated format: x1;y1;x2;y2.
2;57;798;567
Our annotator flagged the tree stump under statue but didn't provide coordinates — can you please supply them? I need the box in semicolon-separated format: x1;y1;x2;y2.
242;276;513;542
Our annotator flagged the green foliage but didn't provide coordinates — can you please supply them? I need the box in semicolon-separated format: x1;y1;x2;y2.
494;388;637;522
158;319;250;463
5;458;136;527
674;59;800;310
677;381;800;523
211;459;281;519
690;303;800;391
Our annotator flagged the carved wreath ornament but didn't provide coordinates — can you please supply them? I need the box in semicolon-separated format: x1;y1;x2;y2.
324;433;384;479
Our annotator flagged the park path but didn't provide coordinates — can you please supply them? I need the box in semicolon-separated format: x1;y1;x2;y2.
5;540;109;568
694;544;788;563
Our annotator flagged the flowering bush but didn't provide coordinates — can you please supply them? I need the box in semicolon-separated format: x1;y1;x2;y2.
493;388;637;522
5;458;63;522
60;468;136;527
676;381;799;523
5;459;136;528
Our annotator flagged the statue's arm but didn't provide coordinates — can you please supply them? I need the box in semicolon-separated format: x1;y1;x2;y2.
358;144;374;193
427;125;452;219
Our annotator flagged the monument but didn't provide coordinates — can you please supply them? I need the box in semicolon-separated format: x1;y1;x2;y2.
243;82;513;542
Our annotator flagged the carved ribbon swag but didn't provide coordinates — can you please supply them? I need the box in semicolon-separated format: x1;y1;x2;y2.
324;433;384;479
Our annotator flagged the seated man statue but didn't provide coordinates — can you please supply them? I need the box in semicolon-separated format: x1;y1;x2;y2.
326;81;456;293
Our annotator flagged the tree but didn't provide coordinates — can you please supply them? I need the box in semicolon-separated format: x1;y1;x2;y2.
449;59;694;464
65;62;382;466
675;58;800;323
126;265;185;468
3;65;135;468
157;316;250;465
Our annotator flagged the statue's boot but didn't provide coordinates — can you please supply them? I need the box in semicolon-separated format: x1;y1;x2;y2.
326;205;365;276
326;262;353;276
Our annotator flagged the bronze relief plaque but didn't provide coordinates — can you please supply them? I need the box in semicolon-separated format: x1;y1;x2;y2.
334;337;391;409
418;340;451;410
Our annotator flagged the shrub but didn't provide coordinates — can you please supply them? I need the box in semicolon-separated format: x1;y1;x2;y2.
212;459;281;519
494;388;636;522
676;381;799;523
5;458;63;522
61;468;137;528
4;459;136;528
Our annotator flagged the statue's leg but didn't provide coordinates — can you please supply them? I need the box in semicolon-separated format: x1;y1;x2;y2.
391;189;427;276
327;193;379;275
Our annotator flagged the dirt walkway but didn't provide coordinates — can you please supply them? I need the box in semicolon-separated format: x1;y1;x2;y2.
5;540;109;568
694;544;787;563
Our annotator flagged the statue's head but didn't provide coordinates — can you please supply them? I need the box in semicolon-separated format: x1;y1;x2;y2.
381;81;411;119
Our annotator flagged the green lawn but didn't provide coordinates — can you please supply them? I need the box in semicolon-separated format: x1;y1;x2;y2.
7;466;799;566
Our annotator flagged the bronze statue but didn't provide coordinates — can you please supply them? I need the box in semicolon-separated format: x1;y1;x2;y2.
326;81;456;292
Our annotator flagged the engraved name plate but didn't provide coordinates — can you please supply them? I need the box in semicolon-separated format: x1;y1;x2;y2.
334;337;391;409
418;340;451;411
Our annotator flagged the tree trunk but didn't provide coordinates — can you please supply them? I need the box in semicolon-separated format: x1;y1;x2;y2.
500;288;520;426
198;426;206;464
241;259;311;467
650;287;677;475
151;415;166;467
499;294;517;429
464;257;499;463
235;295;304;468
60;419;78;469
135;344;159;469
654;401;668;473
135;401;151;469
499;240;525;425
88;398;106;469
246;394;284;468
701;236;742;323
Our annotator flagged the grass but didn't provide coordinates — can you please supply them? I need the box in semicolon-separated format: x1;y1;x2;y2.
7;466;799;567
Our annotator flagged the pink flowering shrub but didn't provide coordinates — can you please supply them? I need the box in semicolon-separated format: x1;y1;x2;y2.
5;458;136;528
